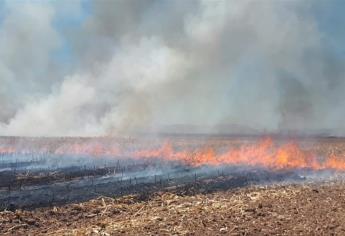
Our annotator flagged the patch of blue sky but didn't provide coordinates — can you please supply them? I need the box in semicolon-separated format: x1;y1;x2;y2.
0;0;7;26
311;0;345;57
51;0;93;72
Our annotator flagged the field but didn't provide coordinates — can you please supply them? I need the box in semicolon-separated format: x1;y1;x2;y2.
1;181;345;235
1;135;345;235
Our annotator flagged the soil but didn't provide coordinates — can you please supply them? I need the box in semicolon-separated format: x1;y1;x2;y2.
1;181;345;235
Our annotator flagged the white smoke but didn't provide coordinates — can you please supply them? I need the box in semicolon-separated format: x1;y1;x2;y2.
0;0;344;136
0;2;62;123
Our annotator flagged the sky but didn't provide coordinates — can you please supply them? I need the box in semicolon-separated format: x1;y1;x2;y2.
0;0;345;137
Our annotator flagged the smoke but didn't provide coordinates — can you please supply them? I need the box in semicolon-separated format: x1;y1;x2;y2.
0;2;62;122
0;0;345;136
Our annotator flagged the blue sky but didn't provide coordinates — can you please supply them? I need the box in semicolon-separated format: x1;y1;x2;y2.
51;0;92;69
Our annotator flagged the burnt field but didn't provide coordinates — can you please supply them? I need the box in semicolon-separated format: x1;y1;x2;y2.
1;135;345;235
2;180;345;235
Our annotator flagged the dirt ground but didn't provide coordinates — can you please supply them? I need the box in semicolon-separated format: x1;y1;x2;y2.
1;180;345;236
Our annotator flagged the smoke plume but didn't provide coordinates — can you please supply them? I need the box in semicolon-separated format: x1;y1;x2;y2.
0;0;344;136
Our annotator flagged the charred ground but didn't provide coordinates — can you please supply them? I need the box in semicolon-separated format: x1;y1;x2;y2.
1;136;345;235
1;180;345;235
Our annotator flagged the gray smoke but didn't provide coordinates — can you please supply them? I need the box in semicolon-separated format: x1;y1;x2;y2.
0;0;344;137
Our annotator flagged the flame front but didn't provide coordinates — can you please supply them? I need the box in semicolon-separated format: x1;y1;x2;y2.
1;138;345;171
131;138;345;171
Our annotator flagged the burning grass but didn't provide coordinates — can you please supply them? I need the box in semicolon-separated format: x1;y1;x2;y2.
131;138;345;170
2;136;345;235
2;136;345;172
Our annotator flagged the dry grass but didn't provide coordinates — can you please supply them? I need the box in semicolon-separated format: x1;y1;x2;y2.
1;181;345;235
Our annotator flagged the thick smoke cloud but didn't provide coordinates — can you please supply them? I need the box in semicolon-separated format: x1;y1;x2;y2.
0;0;344;136
0;2;62;122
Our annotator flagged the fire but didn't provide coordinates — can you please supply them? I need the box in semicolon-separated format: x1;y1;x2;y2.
324;155;345;170
1;137;345;171
130;138;345;171
0;147;16;154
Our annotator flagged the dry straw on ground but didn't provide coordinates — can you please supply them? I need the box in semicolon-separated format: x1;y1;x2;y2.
1;181;345;235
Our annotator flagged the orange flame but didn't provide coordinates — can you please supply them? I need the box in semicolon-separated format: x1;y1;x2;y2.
130;138;345;171
1;138;345;171
0;147;16;154
324;155;345;170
